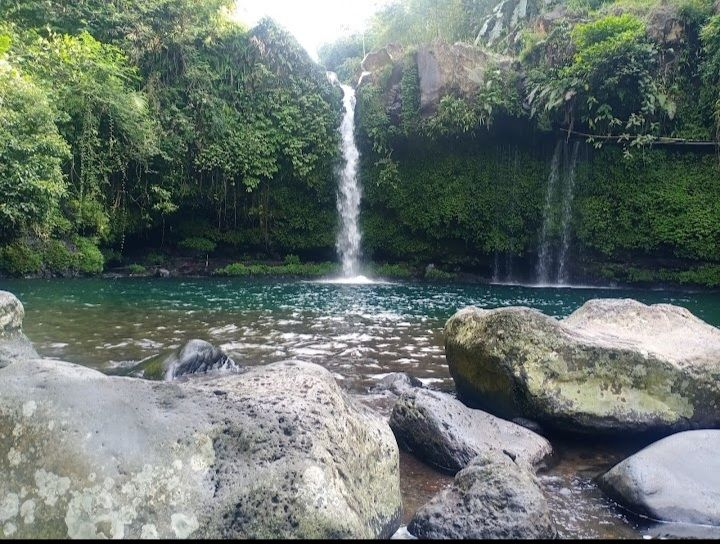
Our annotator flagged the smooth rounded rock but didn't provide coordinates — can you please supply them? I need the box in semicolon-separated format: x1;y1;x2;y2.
445;299;720;433
599;430;720;526
389;388;552;473
408;451;557;539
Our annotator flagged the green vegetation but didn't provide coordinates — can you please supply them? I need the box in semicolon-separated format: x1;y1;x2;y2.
215;261;339;277
128;264;148;275
0;0;339;276
2;0;720;286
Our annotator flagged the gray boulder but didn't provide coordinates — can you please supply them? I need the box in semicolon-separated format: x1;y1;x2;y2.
130;339;240;381
372;372;424;396
0;291;402;538
0;359;402;539
389;388;552;473
0;291;37;368
599;430;720;527
445;299;720;434
408;451;557;539
416;43;514;116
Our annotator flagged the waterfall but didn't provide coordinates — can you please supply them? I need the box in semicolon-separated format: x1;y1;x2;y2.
328;72;363;278
557;142;580;285
535;141;563;285
535;140;581;286
492;252;500;283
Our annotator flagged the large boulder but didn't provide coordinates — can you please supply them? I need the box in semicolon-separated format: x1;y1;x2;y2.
0;292;402;539
0;291;37;368
599;430;720;527
445;298;720;434
130;339;241;381
416;42;514;116
389;388;552;473
407;451;557;539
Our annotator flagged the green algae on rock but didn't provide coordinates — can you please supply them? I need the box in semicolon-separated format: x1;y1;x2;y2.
445;298;720;434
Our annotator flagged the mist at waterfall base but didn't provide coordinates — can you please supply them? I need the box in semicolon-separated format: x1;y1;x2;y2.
324;72;376;285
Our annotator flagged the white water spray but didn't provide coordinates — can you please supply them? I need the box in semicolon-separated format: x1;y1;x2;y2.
327;72;365;281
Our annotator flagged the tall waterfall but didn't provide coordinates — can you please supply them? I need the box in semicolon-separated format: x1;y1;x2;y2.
328;72;363;278
535;141;563;285
557;142;580;284
535;140;581;286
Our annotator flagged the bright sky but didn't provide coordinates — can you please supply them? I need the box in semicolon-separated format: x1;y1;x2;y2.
232;0;391;61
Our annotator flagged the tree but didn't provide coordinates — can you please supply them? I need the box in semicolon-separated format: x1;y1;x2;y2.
0;54;69;240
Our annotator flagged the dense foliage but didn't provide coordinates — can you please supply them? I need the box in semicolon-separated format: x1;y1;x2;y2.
0;0;340;276
2;0;720;287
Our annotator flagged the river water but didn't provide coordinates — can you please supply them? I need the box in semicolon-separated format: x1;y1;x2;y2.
4;277;720;538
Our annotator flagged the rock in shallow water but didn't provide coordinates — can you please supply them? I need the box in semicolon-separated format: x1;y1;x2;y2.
389;388;552;473
372;372;424;396
599;430;720;527
0;291;401;539
408;451;557;539
445;298;720;434
130;339;240;380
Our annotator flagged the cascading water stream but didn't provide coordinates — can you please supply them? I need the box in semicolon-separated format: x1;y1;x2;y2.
535;141;563;285
557;142;580;285
327;72;364;280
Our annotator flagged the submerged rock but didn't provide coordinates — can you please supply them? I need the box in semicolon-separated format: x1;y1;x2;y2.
131;339;240;381
408;451;557;539
445;299;720;434
389;388;552;473
599;430;720;527
0;291;402;538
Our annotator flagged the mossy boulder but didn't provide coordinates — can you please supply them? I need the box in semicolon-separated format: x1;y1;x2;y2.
445;298;720;434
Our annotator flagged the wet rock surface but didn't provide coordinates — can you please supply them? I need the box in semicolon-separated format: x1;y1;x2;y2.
0;291;402;539
445;298;720;433
599;430;720;527
389;388;552;473
128;339;240;380
408;451;557;539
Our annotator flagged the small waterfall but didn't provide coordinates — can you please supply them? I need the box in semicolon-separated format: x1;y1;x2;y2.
328;72;363;278
492;252;500;283
535;141;563;285
535;140;581;286
557;142;580;285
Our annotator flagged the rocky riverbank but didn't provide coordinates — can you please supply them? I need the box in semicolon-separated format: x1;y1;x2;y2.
0;291;401;539
3;288;720;539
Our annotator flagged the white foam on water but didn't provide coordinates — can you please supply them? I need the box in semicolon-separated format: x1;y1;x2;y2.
314;275;385;285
